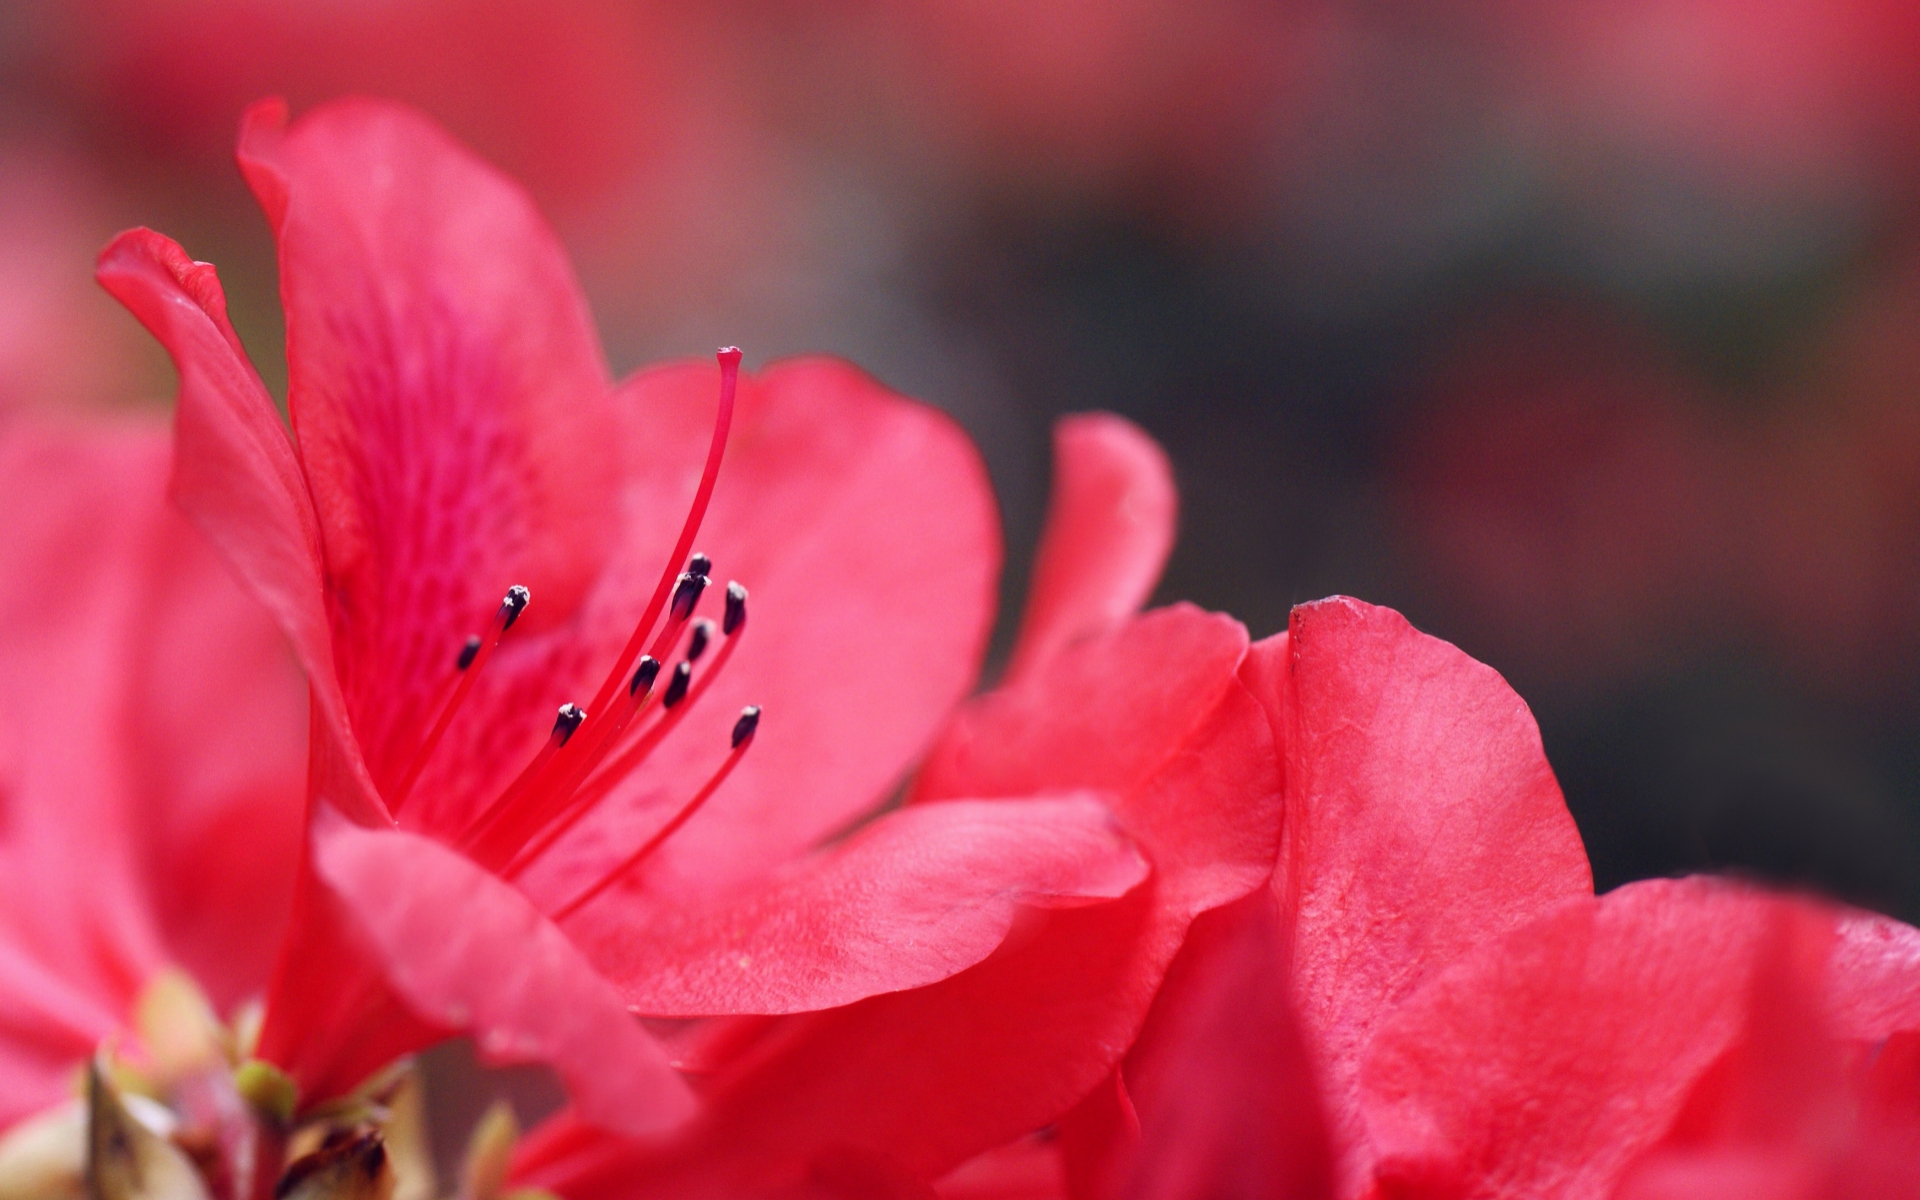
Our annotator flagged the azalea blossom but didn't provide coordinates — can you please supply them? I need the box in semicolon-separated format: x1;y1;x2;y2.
5;94;1161;1197
501;544;1596;1200
509;389;1289;1198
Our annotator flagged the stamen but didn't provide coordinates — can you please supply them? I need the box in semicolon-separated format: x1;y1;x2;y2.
455;636;482;671
552;704;587;746
686;619;715;663
471;600;726;872
458;702;587;851
450;355;752;881
502;615;747;877
501;585;531;627
670;572;708;623
724;582;748;636
629;655;662;698
732;705;762;747
662;661;693;709
391;586;530;813
550;707;762;922
580;349;741;724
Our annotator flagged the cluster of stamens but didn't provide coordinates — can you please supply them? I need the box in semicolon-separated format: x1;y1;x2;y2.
388;349;761;920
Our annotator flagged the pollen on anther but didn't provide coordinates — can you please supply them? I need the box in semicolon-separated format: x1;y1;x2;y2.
501;585;532;629
662;661;693;709
455;635;482;671
630;655;661;697
723;582;748;635
553;703;587;745
687;619;716;663
688;552;713;580
671;572;708;621
732;705;762;748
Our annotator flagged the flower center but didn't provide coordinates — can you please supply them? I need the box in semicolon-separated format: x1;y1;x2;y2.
391;348;762;917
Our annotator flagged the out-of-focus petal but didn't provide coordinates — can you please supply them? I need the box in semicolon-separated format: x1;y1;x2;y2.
1359;877;1920;1200
0;419;304;1121
577;794;1146;1015
1609;900;1920;1199
1006;414;1175;681
934;1137;1068;1200
0;937;117;1130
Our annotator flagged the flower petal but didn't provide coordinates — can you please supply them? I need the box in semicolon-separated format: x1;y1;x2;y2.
1358;877;1920;1200
236;97;621;801
918;604;1275;912
510;357;1001;907
1612;903;1868;1200
260;808;694;1135
1112;891;1334;1200
0;425;171;1013
516;606;1281;1195
1007;414;1175;681
0;419;303;1121
95;227;382;827
0;419;309;999
934;1137;1068;1200
574;794;1147;1015
1243;596;1591;1189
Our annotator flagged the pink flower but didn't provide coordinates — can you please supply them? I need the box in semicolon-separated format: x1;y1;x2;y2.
509;399;1288;1199
5;93;1158;1195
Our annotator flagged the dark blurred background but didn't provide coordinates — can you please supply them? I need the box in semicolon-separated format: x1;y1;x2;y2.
5;0;1920;922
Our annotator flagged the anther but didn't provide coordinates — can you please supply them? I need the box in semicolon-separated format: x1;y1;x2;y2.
455;635;482;671
688;552;713;580
550;694;756;922
501;585;532;630
670;572;708;622
723;582;748;635
552;704;587;746
662;661;693;709
732;705;761;748
687;619;715;663
629;655;661;698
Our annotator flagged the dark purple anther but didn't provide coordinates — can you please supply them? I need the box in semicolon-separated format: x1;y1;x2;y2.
731;706;761;748
662;661;693;709
687;619;715;663
630;655;662;698
553;703;587;746
723;582;748;636
501;585;531;630
671;572;707;622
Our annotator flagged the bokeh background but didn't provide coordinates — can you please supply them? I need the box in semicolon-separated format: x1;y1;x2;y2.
5;0;1920;933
